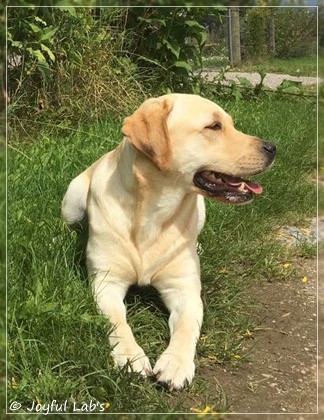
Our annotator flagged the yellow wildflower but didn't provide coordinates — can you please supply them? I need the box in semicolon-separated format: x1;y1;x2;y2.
191;405;217;417
281;263;291;269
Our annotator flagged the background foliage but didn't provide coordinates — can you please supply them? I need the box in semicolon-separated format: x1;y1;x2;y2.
7;6;220;136
219;7;316;62
8;7;145;133
7;5;317;138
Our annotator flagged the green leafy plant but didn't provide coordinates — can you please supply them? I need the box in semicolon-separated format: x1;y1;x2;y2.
8;10;58;87
276;79;303;95
123;7;215;93
202;66;316;104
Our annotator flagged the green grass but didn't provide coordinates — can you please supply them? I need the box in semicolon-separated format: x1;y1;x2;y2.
7;95;316;414
203;55;317;77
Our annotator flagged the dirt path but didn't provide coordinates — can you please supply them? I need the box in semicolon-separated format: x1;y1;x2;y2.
201;71;319;89
221;254;322;419
220;258;318;415
169;224;319;415
217;219;322;417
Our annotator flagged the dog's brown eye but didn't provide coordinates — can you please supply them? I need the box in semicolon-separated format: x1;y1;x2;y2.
209;122;222;131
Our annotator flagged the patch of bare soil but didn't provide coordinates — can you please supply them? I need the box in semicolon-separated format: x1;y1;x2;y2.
187;258;317;415
168;254;319;416
220;256;322;420
218;258;317;414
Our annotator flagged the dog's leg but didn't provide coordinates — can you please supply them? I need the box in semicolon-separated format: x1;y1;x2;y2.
153;277;203;390
92;273;152;376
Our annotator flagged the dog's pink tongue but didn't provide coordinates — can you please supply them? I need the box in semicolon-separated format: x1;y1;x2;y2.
223;175;263;195
243;180;263;194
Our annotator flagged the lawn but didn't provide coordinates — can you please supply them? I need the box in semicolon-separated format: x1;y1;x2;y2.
203;55;317;77
7;94;316;414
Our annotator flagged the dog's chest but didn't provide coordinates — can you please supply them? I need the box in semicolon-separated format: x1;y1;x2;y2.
87;184;203;285
88;205;198;285
135;231;191;285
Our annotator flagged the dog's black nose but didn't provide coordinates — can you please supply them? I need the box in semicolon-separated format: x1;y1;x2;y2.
262;141;276;157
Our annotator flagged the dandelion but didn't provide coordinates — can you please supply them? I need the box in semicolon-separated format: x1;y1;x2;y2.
281;263;291;269
191;405;217;417
302;276;308;283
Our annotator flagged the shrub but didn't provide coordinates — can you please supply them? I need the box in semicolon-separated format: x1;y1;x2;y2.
274;8;316;58
7;6;212;137
241;7;316;61
241;8;269;60
121;7;209;94
7;7;146;138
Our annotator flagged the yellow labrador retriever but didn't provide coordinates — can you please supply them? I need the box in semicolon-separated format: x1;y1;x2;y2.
62;94;276;390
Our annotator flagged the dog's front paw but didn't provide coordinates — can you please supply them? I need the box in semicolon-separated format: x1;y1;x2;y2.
153;352;195;391
112;344;153;377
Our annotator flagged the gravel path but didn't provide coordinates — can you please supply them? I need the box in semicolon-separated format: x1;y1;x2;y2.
201;71;319;90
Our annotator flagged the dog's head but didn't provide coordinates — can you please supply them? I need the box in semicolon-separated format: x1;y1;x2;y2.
122;94;276;204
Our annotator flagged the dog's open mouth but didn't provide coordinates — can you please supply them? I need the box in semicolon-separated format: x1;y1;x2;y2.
193;170;263;204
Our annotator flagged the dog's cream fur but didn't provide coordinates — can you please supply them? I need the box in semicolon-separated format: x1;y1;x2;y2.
62;94;274;390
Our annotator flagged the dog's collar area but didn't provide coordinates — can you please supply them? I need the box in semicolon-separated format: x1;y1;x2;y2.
193;170;263;204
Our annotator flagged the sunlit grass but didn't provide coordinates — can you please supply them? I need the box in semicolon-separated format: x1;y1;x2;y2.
235;56;316;77
203;55;317;77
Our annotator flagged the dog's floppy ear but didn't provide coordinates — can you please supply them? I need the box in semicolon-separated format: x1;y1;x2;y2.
122;98;173;171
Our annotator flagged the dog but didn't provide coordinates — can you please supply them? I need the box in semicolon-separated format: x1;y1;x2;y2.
62;93;276;390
